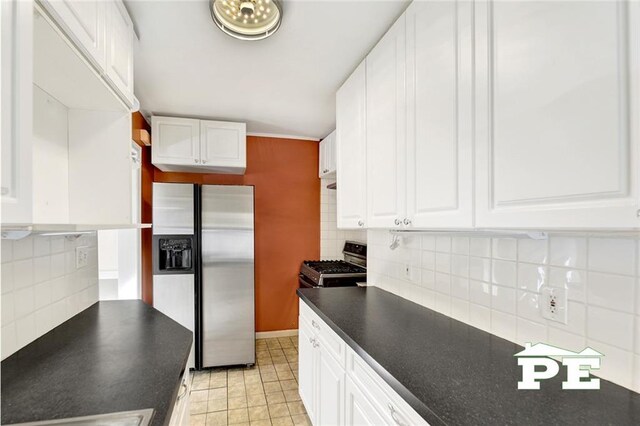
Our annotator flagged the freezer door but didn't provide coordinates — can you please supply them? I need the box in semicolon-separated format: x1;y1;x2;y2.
201;185;255;367
152;183;194;235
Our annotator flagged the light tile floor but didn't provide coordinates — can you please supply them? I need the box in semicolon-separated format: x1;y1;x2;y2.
189;337;310;426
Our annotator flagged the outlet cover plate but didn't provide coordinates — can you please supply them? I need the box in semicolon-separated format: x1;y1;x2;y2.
541;286;568;324
76;246;89;269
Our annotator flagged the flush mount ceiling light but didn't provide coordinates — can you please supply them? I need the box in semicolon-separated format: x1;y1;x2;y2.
210;0;282;41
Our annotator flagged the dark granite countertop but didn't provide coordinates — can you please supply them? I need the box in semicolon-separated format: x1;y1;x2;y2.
297;287;640;426
1;300;192;426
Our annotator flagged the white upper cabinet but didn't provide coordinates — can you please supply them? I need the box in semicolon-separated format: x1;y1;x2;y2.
366;15;406;229
40;0;106;70
105;0;134;104
475;0;640;228
200;120;246;173
152;116;200;167
1;0;33;224
405;0;474;229
336;62;367;229
319;130;336;178
152;116;247;174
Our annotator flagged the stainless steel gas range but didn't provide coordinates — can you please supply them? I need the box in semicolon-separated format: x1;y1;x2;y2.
299;241;367;288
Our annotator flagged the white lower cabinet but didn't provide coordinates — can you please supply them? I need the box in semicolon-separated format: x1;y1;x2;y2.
299;300;427;426
169;370;191;426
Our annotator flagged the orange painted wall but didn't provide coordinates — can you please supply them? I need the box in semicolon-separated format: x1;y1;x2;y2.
153;136;320;331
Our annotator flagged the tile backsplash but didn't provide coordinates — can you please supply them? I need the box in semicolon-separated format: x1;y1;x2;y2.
1;233;99;360
367;229;640;392
320;180;366;259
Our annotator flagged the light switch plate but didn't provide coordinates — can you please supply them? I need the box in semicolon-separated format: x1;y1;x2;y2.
76;246;89;269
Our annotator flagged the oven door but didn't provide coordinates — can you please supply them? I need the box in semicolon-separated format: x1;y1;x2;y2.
298;274;317;288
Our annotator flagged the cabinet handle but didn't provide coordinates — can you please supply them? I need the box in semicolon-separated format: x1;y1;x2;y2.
403;218;412;226
311;320;320;330
388;403;407;426
313;340;320;348
177;382;188;401
194;159;200;164
394;218;401;226
202;160;207;164
309;337;315;344
357;219;364;227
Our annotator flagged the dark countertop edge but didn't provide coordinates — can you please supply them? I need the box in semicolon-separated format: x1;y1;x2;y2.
297;289;447;426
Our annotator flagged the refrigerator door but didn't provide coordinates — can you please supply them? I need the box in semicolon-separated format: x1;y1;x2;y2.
201;185;255;367
152;183;194;235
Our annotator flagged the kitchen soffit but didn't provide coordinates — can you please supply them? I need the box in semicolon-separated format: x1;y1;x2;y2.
125;0;409;140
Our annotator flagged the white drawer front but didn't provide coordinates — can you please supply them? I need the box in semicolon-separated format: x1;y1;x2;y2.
299;300;346;367
347;348;429;426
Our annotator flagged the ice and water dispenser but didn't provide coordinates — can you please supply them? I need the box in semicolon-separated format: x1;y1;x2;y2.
153;235;194;274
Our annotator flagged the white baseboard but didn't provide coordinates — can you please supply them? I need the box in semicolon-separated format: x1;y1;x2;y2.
256;329;299;339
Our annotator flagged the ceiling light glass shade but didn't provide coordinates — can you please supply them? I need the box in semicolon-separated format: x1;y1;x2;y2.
210;0;282;41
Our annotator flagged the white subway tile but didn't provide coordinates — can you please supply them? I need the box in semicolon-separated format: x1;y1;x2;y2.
548;267;586;303
587;306;634;351
516;291;543;324
547;328;586;353
421;236;435;251
2;292;15;324
451;298;469;323
50;237;65;254
451;255;469;278
588;272;635;313
491;311;516;341
633;355;640;393
421;269;435;290
435;293;451;316
637;316;640;354
549;237;587;269
50;253;66;278
1;323;17;360
469;238;491;258
34;281;52;310
435;272;451;295
452;237;469;255
435;253;451;273
33;237;51;257
469;257;491;282
451;276;469;300
492;285;516;314
516;318;548;346
13;259;34;289
1;240;14;263
435;236;451;253
588;238;636;276
469;280;491;307
33;256;51;284
421;251;435;270
1;263;14;294
13;238;33;260
518;239;548;264
517;263;546;293
468;304;491;332
550;301;586;336
15;313;36;348
588;339;633;389
492;238;517;261
14;286;34;319
491;260;517;287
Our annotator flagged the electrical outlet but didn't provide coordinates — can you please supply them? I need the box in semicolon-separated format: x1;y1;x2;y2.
403;264;419;283
76;246;89;269
541;286;568;324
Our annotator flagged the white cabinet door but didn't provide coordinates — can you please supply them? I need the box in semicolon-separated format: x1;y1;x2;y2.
40;0;106;70
345;376;387;426
406;0;474;229
319;131;336;178
475;0;640;228
152;116;200;166
200;120;246;172
317;340;345;426
298;321;316;422
1;0;33;224
105;0;134;104
366;15;407;228
336;62;367;229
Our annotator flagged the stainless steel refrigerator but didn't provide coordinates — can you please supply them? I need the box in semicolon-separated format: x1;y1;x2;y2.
153;183;255;369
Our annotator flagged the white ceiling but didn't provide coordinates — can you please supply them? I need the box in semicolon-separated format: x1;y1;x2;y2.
126;0;409;140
